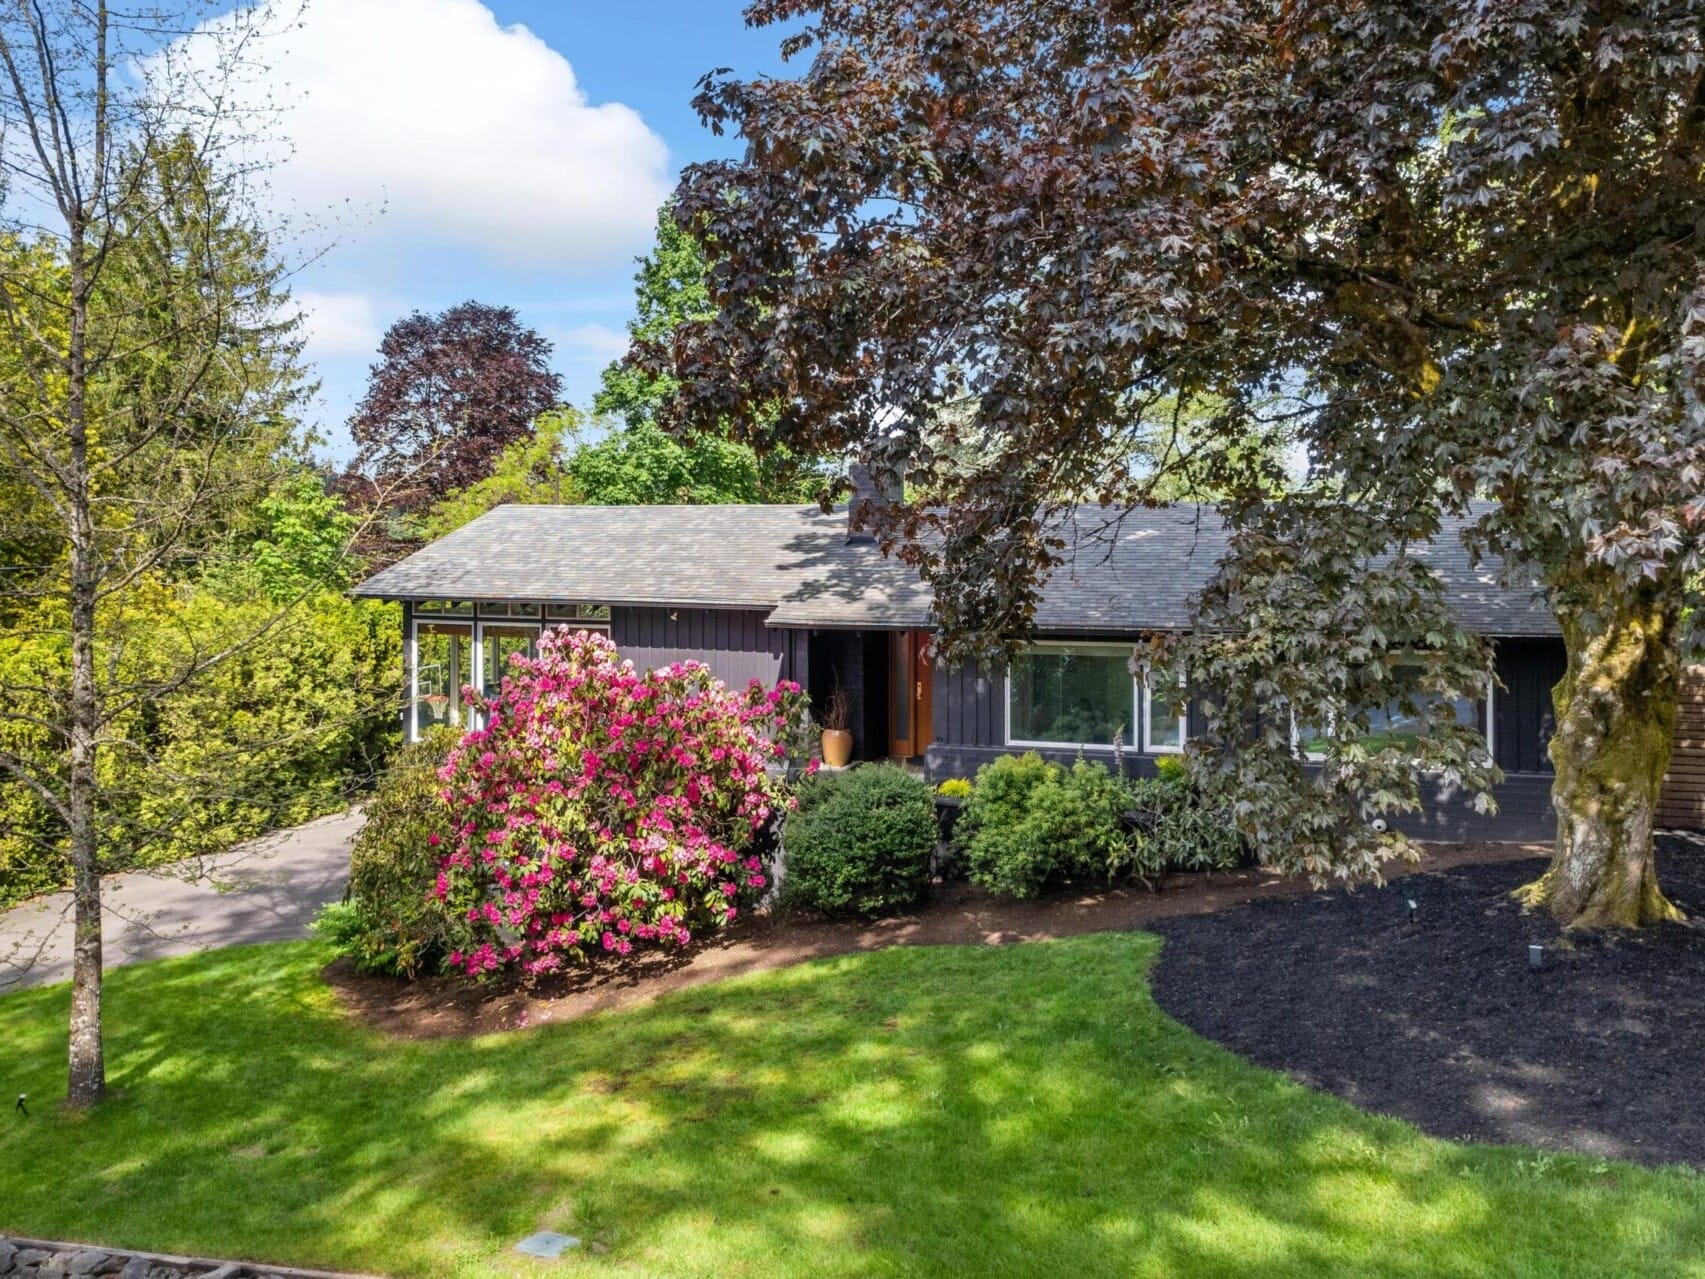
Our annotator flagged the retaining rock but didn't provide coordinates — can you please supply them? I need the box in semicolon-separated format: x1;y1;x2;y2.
0;1240;379;1279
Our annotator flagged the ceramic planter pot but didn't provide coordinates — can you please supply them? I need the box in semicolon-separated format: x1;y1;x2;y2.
821;728;853;768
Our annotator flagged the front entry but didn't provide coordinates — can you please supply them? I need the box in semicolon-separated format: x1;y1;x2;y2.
887;630;934;759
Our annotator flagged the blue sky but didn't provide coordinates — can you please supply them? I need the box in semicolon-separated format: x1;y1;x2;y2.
266;1;798;460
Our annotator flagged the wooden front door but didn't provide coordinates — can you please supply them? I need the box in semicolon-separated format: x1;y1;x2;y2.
887;630;934;759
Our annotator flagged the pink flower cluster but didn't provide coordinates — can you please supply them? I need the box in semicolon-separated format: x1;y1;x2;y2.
434;628;807;977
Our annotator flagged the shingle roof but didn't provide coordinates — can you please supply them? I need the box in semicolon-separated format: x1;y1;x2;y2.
352;502;1559;637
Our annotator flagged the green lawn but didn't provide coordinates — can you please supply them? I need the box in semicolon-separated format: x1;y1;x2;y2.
2;935;1703;1278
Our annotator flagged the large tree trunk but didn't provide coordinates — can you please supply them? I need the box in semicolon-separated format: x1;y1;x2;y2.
1519;594;1684;929
65;215;105;1109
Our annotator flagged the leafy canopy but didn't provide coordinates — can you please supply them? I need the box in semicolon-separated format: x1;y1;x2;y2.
650;0;1705;887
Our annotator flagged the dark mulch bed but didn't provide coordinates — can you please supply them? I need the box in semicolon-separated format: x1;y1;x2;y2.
1150;835;1705;1168
329;841;1533;1040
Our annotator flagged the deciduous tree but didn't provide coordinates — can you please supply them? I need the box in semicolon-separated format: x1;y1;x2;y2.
0;1;365;1105
596;203;820;503
650;0;1705;927
347;301;562;517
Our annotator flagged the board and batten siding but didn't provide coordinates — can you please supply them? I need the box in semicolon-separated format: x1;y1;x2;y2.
610;607;803;691
1660;666;1705;829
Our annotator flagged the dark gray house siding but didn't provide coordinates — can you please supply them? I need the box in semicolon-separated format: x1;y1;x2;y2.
1495;638;1566;775
611;606;801;690
926;636;1569;841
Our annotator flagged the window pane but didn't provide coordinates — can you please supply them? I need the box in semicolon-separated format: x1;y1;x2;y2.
415;622;472;735
1145;670;1187;751
1364;676;1477;752
1009;646;1131;746
482;624;539;693
546;602;611;624
480;601;540;619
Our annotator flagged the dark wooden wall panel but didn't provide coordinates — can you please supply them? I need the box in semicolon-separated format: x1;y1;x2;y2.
1661;666;1705;830
1494;638;1565;775
612;607;786;690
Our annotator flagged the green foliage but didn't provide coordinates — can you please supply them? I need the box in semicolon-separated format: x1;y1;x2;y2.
594;205;713;430
568;419;819;506
335;730;457;976
956;754;1132;899
1124;771;1245;877
591;203;821;503
419;407;583;539
0;588;402;910
783;763;937;917
934;777;972;800
246;471;360;602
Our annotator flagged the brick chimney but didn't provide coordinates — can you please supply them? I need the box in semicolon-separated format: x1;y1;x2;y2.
846;461;903;544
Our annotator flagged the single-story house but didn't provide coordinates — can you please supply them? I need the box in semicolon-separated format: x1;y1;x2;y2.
352;492;1592;842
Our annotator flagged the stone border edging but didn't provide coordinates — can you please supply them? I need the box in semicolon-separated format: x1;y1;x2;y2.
0;1236;385;1279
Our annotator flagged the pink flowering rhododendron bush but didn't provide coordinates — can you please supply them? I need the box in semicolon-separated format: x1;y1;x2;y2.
435;628;809;976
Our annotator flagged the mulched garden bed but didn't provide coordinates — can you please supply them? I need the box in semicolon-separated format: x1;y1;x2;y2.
328;841;1536;1040
1150;834;1705;1168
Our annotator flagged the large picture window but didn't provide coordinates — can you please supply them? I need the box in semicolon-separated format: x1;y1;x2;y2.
1007;644;1135;748
1293;663;1489;759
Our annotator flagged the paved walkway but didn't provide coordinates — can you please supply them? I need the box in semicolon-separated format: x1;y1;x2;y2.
0;808;365;991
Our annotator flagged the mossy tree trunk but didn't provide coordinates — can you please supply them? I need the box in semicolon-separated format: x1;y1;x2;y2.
1519;590;1684;929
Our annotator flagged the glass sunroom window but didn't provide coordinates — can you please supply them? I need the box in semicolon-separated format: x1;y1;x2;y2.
481;624;540;695
1008;645;1133;747
414;621;473;735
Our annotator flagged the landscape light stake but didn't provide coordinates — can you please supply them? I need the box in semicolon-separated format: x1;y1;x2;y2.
1407;899;1418;926
1529;944;1545;970
15;1093;25;1116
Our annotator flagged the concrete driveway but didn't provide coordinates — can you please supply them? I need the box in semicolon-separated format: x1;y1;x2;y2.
0;808;365;991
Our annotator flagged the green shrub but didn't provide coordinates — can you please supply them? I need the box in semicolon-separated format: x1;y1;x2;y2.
957;755;1132;899
1153;753;1189;784
335;729;457;976
783;763;937;917
1126;766;1244;875
0;588;400;912
935;777;972;800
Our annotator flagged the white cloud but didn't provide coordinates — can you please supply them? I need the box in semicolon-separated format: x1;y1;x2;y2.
293;290;382;358
551;322;631;363
200;0;671;269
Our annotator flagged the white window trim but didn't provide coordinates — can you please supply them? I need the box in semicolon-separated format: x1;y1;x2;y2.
408;613;474;742
474;621;543;724
1141;679;1188;754
995;644;1152;757
408;609;561;741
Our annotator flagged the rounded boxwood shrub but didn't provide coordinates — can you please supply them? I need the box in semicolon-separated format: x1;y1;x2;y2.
783;763;937;917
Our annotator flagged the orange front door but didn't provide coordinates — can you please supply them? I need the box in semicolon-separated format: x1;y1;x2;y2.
887;631;934;758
